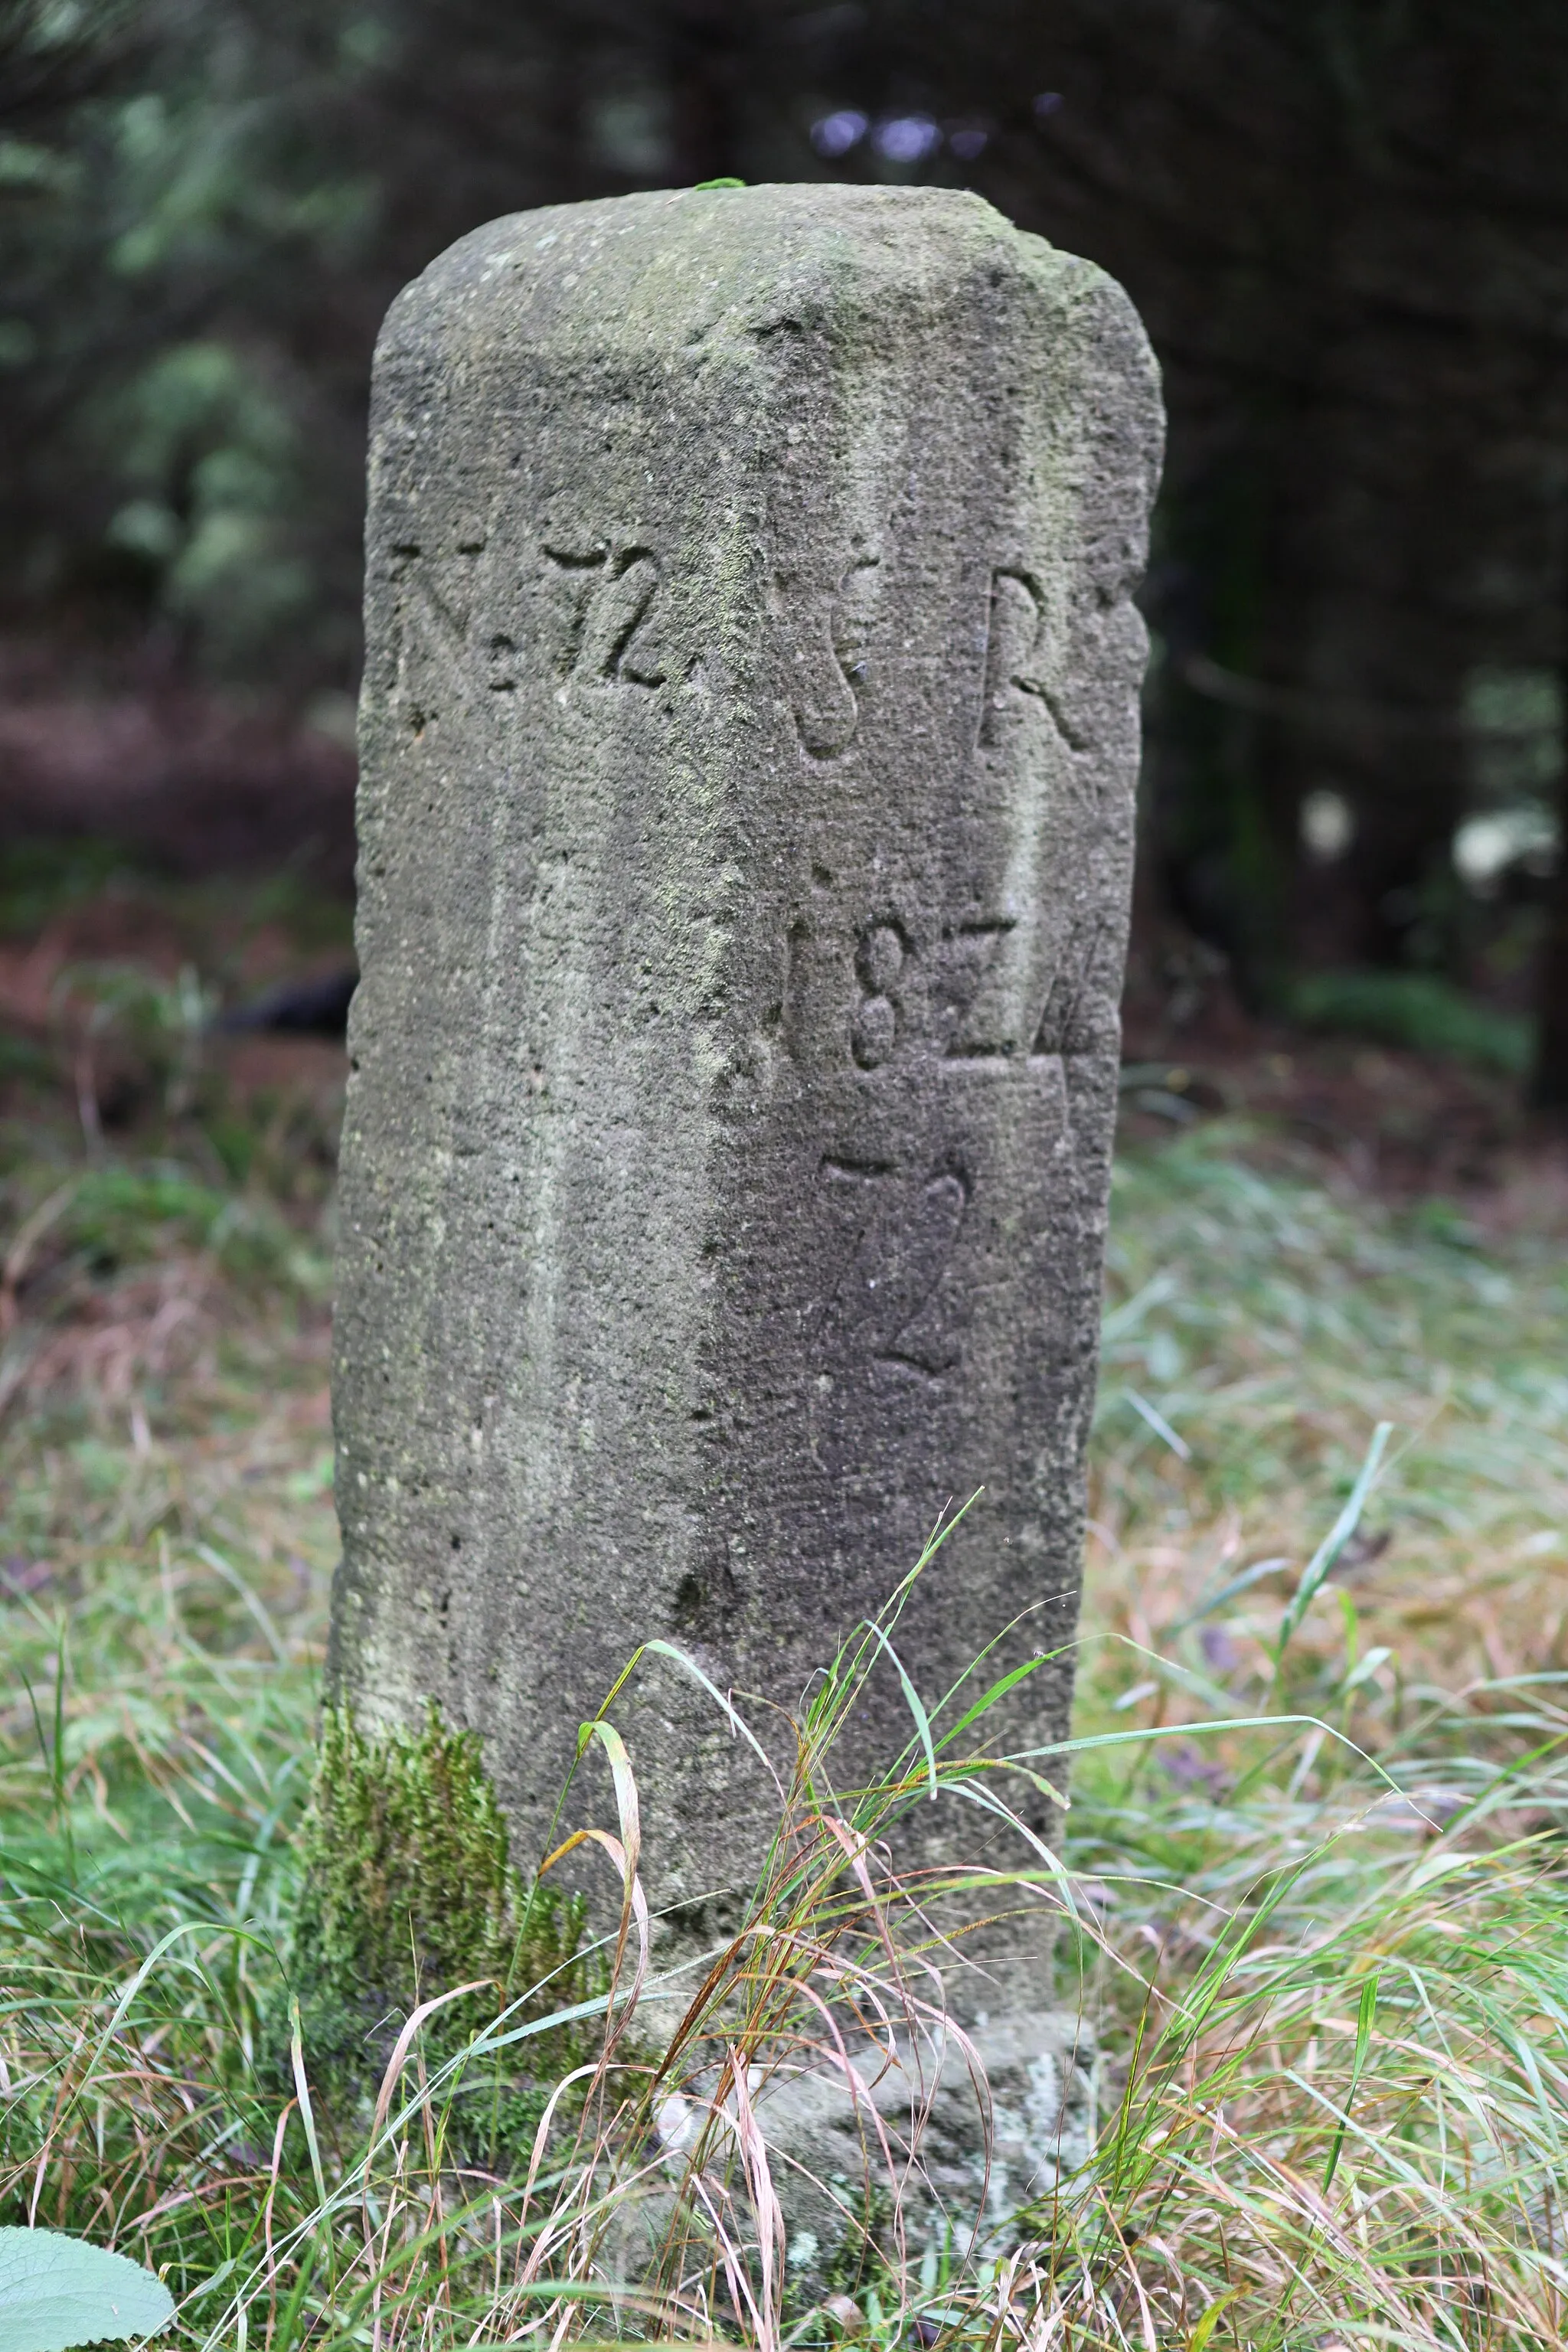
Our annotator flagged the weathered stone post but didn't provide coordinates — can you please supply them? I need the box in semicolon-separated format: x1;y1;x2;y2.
329;188;1161;2030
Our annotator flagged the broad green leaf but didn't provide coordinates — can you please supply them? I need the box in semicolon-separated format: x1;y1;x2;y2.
0;2228;174;2352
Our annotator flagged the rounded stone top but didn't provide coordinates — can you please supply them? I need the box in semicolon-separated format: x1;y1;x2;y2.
374;183;1104;376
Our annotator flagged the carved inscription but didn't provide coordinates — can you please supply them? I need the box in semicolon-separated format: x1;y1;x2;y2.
979;569;1045;746
818;1158;968;1376
385;521;676;729
388;524;489;732
785;554;880;758
838;913;1111;1069
389;537;1096;755
849;920;907;1069
978;564;1088;752
544;542;669;686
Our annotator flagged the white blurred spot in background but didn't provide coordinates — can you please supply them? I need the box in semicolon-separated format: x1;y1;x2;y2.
1302;787;1355;862
873;113;941;162
810;108;868;157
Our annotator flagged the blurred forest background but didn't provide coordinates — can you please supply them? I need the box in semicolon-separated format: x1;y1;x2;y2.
2;0;1566;1112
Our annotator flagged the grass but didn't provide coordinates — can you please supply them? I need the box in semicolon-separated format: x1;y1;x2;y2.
2;957;1567;2347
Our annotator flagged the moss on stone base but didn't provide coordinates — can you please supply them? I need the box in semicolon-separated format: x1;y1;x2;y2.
285;1701;595;2145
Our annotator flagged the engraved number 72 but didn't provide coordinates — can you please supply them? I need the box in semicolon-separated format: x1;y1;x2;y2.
544;544;667;686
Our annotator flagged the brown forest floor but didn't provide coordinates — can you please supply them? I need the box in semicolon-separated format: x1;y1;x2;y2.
1119;939;1568;1230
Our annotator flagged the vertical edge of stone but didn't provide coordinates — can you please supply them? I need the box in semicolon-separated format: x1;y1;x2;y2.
328;234;492;1721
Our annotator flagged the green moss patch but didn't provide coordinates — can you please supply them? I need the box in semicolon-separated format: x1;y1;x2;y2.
286;1702;596;2145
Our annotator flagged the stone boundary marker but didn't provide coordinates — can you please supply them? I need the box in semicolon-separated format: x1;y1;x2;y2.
329;185;1162;2014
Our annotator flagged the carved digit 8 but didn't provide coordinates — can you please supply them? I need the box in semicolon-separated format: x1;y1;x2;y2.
851;922;907;1070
